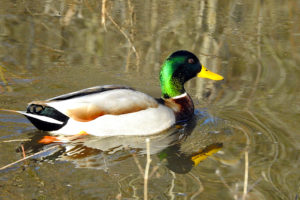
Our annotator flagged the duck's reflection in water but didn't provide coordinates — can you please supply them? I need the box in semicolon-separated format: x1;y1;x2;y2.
18;113;225;174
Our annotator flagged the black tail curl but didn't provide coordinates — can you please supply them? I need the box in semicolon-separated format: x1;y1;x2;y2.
26;104;69;131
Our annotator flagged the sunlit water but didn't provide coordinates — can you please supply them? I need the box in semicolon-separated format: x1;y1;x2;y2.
0;1;300;199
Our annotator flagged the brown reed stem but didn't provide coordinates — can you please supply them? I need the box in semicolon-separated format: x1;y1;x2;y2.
0;145;59;171
144;138;151;200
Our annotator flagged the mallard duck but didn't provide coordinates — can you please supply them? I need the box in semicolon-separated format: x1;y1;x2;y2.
9;50;223;136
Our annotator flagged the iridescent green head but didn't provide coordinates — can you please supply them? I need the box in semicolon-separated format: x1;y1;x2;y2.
160;50;223;98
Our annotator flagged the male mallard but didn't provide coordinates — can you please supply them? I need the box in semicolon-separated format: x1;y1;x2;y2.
11;50;223;136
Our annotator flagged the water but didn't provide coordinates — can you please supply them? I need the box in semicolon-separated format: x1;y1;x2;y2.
0;0;300;199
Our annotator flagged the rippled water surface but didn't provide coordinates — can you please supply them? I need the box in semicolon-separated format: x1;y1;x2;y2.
0;1;300;199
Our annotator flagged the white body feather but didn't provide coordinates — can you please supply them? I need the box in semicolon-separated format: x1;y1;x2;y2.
24;87;176;136
46;89;158;115
51;104;175;136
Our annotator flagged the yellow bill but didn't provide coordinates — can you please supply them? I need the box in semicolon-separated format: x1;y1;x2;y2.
197;66;224;80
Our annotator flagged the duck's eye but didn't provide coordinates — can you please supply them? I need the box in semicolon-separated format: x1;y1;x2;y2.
188;58;195;64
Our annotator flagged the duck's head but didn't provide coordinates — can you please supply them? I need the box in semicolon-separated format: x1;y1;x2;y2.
160;50;224;98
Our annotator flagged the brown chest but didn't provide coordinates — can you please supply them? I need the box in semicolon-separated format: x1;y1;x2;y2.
163;94;194;122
